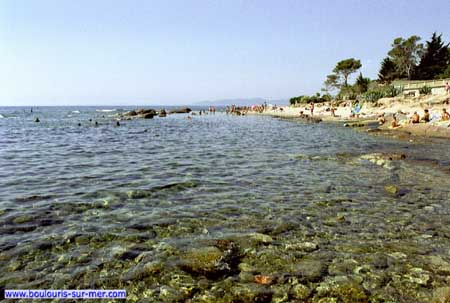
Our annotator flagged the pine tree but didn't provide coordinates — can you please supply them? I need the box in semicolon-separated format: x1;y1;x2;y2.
414;32;450;79
354;72;371;94
378;57;397;83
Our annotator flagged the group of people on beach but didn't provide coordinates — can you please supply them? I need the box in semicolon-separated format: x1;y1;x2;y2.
378;108;450;128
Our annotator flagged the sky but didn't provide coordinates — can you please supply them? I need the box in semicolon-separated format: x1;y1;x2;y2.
0;0;449;106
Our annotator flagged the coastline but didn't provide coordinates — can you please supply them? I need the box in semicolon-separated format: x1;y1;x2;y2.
247;94;450;139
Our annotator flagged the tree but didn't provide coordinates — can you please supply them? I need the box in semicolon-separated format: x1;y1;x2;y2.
333;58;362;86
322;73;340;95
440;47;450;78
414;32;450;79
378;57;398;83
354;72;371;94
387;36;423;80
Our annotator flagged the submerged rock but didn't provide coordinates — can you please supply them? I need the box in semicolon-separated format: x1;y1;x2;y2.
426;256;450;275
249;233;273;244
284;241;319;252
294;259;328;283
384;185;399;195
315;277;368;303
178;246;227;278
230;283;273;303
290;283;311;300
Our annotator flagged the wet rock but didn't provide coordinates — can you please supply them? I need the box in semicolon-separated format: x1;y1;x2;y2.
136;109;157;115
143;113;155;119
230;283;273;303
367;253;389;269
119;249;143;261
384;185;399;195
238;262;256;273
12;215;34;224
159;285;187;302
124;109;157;119
270;221;300;235
293;259;328;283
328;259;359;276
290;283;311;300
38;218;63;226
433;287;450;303
269;284;291;303
7;260;22;272
239;271;254;283
74;234;91;245
404;267;431;286
32;240;54;251
0;224;38;234
315;277;368;303
249;233;273;244
178;246;226;278
426;256;450;275
168;108;192;114
15;194;53;202
284;242;319;252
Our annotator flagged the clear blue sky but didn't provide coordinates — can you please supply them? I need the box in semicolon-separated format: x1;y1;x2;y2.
1;0;449;106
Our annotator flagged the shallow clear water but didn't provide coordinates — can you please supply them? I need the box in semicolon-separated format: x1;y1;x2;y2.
1;106;450;302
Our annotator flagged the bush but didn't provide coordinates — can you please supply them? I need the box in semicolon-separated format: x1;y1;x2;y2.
419;85;432;95
384;85;403;97
363;90;385;103
289;94;331;106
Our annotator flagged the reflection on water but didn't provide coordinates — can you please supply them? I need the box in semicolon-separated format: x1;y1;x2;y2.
1;107;450;302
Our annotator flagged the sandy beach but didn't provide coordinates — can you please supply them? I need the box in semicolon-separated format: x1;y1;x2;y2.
248;94;450;139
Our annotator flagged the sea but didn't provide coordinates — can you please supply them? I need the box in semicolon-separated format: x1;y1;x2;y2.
1;106;450;301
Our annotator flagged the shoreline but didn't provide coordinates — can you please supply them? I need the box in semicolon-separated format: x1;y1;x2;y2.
247;94;450;139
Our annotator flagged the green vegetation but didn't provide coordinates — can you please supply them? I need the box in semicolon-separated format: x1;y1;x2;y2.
332;58;362;87
379;32;449;82
414;33;450;80
362;85;403;103
289;93;331;105
354;73;371;94
387;35;423;80
419;85;432;95
378;57;397;84
362;90;385;103
290;32;449;104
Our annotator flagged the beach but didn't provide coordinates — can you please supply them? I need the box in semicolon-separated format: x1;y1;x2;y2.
249;94;450;139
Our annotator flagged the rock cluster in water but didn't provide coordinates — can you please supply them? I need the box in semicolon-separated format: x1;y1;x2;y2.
120;108;192;120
